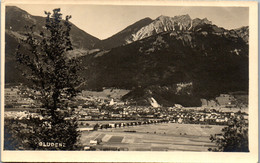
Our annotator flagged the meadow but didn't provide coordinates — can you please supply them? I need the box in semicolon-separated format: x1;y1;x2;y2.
80;123;224;151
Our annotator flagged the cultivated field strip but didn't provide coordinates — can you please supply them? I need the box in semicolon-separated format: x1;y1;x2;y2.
80;123;223;151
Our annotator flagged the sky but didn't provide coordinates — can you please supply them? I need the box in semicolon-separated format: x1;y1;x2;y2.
14;4;249;40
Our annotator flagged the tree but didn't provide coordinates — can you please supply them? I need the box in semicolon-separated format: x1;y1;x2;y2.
7;8;82;150
93;123;99;131
208;113;249;152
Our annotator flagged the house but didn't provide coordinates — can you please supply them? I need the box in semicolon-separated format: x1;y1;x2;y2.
111;113;122;118
109;123;115;128
109;99;116;105
177;118;183;123
146;115;154;118
90;140;97;146
84;146;91;150
225;117;229;122
78;127;94;131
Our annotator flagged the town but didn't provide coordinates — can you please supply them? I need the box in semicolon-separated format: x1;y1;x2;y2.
5;83;248;127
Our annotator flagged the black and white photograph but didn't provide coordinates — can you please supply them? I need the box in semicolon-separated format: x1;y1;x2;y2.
1;0;258;162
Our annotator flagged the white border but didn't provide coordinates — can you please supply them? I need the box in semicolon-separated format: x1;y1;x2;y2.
1;0;258;162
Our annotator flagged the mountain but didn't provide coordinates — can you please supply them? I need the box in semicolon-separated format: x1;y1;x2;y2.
94;17;153;50
5;6;100;49
81;21;248;106
5;6;99;49
95;15;213;50
129;15;193;42
5;6;100;84
234;26;249;43
5;7;249;107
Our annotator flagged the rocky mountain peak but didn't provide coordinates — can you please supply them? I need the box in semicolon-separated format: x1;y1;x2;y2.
192;18;212;27
234;26;249;43
156;15;170;20
173;14;191;22
130;14;193;42
95;14;245;50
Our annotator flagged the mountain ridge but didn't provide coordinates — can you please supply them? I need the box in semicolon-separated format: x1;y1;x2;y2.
5;6;100;84
95;14;240;50
94;17;153;49
80;23;248;106
6;6;100;49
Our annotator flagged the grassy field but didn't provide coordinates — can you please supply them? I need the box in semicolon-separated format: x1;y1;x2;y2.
81;89;130;100
4;107;39;112
80;123;224;151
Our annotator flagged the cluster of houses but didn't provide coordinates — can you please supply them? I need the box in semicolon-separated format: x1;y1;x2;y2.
167;108;247;125
4;111;42;120
5;84;40;108
5;84;248;127
76;105;171;121
75;101;248;126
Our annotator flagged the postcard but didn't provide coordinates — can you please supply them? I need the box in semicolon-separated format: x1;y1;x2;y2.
1;0;258;162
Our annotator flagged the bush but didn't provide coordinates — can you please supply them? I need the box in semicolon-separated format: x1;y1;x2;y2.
209;113;249;152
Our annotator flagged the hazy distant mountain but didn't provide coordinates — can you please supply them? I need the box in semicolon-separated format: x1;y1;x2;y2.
5;6;100;83
6;6;100;49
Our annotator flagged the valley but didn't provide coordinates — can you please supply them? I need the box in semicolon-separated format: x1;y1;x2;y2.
4;5;249;152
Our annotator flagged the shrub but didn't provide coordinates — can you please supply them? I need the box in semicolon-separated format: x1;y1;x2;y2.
209;113;249;152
